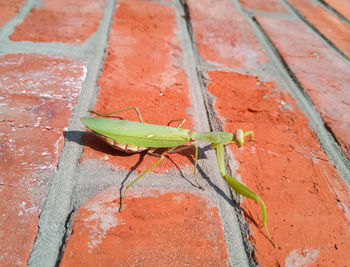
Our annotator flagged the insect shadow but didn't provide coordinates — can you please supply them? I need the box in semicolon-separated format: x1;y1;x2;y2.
65;130;236;208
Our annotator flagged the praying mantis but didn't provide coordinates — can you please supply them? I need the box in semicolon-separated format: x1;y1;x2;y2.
81;107;274;245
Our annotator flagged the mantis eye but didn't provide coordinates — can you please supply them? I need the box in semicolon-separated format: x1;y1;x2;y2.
234;129;244;146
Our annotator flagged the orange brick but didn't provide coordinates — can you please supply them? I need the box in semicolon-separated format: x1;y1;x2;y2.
10;0;105;44
207;71;350;266
0;187;39;266
257;16;350;160
186;0;268;68
61;188;229;266
0;54;86;265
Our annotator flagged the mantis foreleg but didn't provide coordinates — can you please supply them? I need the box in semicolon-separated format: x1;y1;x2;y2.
215;143;275;246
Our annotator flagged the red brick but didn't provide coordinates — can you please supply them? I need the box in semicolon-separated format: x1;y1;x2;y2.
61;188;229;266
239;0;289;13
288;0;350;58
186;0;268;68
207;71;350;266
0;187;39;266
0;54;86;265
322;0;350;20
10;0;105;44
0;0;26;27
82;0;194;173
257;16;350;160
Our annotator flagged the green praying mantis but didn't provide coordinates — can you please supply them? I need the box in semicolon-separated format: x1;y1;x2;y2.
81;107;274;245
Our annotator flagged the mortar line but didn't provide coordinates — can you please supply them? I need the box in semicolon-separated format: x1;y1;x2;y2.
0;0;38;41
234;1;350;187
280;0;350;63
181;0;263;263
0;42;86;59
239;0;350;64
317;0;350;26
175;0;215;132
175;0;257;266
26;0;118;266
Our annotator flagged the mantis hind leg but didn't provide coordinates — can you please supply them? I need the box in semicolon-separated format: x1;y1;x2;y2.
215;144;275;246
119;152;164;211
91;107;143;122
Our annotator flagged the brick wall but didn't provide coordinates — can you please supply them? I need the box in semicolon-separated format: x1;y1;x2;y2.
1;0;349;266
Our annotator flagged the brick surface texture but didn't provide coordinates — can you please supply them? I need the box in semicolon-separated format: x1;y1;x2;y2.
256;16;350;161
1;0;350;266
186;0;268;68
10;0;106;44
61;188;229;266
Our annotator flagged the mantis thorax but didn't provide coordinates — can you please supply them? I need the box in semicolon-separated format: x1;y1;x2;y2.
190;129;254;147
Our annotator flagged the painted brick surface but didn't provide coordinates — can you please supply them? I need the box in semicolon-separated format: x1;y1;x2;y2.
0;0;26;27
82;0;194;173
257;16;350;160
288;0;350;58
10;0;105;44
61;188;229;266
186;0;268;68
207;71;350;266
0;54;86;266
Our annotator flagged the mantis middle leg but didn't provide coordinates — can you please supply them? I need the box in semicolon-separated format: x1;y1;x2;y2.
168;144;203;189
167;118;186;128
120;142;198;211
91;107;143;122
215;143;275;246
167;118;203;189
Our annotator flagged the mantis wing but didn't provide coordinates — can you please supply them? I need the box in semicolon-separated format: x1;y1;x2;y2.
81;117;190;148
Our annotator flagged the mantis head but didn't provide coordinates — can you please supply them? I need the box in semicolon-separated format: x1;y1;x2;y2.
233;129;254;146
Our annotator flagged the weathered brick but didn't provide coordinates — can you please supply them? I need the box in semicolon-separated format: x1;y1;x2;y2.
82;0;194;173
61;188;229;266
257;16;350;160
0;54;86;265
0;0;26;27
10;0;105;44
0;187;39;266
186;0;268;68
207;71;350;266
239;0;288;13
288;0;350;58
